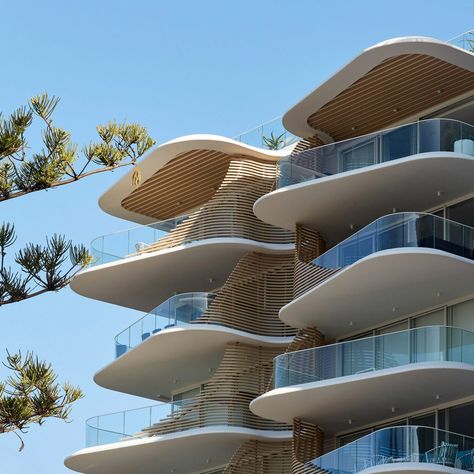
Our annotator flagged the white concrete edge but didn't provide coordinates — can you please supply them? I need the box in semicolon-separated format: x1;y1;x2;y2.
279;247;474;328
282;36;474;138
99;134;295;224
65;426;292;459
250;361;474;421
94;325;294;387
254;151;474;225
251;361;474;409
72;237;295;289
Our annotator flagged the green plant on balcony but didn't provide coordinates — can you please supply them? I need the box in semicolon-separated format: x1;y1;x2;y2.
263;131;286;150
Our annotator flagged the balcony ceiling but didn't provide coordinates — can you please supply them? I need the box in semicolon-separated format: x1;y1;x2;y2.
280;248;474;337
70;239;293;312
95;326;292;401
99;135;289;224
65;427;291;474
254;152;474;244
283;37;474;140
251;362;474;434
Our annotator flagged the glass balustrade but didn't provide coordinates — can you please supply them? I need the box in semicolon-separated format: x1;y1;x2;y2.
274;326;474;389
448;30;474;53
115;292;216;358
234;116;298;150
313;213;474;271
310;426;474;474
90;215;188;266
86;396;289;448
85;397;213;447
277;119;474;188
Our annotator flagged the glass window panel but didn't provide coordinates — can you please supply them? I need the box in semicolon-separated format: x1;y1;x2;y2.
377;321;409;335
448;402;474;438
382;123;417;161
413;310;445;327
452;298;474;332
341;140;376;171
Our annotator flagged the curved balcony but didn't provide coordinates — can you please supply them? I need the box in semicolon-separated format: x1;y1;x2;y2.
90;216;188;267
96;292;292;400
66;398;291;474
251;326;474;432
280;213;474;335
114;292;217;358
71;214;293;311
311;426;474;474
277;120;474;189
254;119;474;243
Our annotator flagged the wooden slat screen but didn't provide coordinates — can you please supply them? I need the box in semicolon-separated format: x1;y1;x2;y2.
224;440;292;474
128;160;294;258
195;252;297;337
140;343;291;437
292;418;324;474
294;224;338;299
307;54;474;141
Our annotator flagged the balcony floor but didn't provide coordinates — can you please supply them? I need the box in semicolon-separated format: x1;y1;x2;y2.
96;325;292;400
254;153;474;245
280;248;474;337
251;362;474;434
65;427;291;474
71;238;293;312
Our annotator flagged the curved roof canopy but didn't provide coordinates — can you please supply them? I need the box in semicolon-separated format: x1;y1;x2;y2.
283;37;474;140
99;135;290;224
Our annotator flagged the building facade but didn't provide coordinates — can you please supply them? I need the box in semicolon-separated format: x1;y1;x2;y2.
66;32;474;474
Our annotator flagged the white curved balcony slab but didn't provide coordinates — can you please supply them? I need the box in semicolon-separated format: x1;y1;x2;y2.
99;134;291;224
95;325;292;400
71;238;293;312
362;464;470;474
283;36;474;139
251;362;474;433
65;427;291;474
254;153;474;244
280;248;474;337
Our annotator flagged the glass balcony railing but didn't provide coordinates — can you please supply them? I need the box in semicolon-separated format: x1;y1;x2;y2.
90;215;188;266
314;212;474;271
115;292;216;358
233;116;299;150
448;30;474;53
274;326;474;389
86;401;174;447
277;118;474;188
310;426;474;474
86;396;290;447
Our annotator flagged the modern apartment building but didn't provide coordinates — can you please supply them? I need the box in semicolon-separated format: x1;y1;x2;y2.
66;32;474;474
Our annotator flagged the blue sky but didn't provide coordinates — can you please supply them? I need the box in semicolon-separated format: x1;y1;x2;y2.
0;0;473;472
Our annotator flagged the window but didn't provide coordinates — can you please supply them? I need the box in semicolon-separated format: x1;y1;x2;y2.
341;140;376;172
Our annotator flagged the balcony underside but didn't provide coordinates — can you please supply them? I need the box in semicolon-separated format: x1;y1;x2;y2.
280;248;474;337
95;326;292;400
283;36;474;139
362;462;470;474
254;153;474;245
65;427;291;474
71;238;293;312
250;362;474;434
99;134;288;224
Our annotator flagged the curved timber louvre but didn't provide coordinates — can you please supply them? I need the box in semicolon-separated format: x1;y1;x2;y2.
292;419;323;474
125;156;295;255
294;224;338;299
141;343;291;437
195;252;297;337
224;440;293;474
